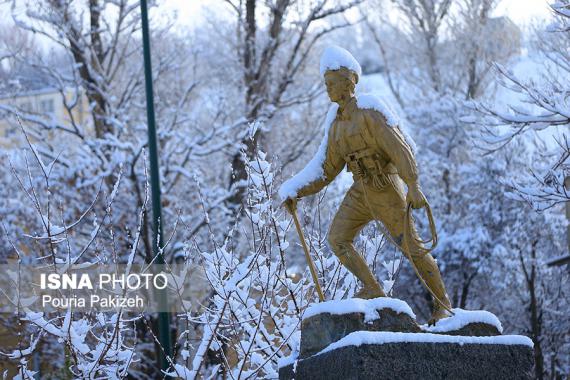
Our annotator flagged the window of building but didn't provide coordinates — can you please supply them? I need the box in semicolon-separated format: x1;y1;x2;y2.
41;99;55;114
20;102;32;112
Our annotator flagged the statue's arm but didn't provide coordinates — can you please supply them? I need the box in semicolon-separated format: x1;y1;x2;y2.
365;110;419;186
279;122;345;202
295;132;345;198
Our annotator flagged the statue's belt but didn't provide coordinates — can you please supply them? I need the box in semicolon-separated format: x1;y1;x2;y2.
345;148;395;189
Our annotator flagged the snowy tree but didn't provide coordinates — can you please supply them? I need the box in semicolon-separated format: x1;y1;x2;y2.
481;144;569;380
165;146;368;378
0;134;143;378
468;1;570;210
0;1;243;374
222;0;364;209
1;0;568;378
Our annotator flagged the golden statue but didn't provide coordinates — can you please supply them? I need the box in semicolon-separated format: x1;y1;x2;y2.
279;46;452;325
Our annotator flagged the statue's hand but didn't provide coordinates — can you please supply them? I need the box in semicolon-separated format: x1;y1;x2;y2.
281;197;298;213
406;183;427;209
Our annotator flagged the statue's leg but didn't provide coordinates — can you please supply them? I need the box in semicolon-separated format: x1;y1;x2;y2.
328;183;385;298
365;177;452;322
403;225;452;324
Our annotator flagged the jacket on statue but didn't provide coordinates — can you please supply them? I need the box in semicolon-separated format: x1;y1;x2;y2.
295;95;418;199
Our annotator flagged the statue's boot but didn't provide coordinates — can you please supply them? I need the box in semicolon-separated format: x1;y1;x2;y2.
412;253;452;325
336;245;386;299
354;283;385;299
429;304;452;326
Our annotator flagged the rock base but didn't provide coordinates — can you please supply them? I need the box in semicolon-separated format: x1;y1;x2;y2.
280;299;534;380
301;305;419;357
280;339;534;380
435;321;501;336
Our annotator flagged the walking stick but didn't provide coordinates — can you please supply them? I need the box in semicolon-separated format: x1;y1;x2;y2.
285;203;325;302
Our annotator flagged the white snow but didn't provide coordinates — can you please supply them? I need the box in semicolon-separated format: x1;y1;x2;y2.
357;74;399;110
357;94;400;127
164;363;193;378
545;253;570;266
357;93;417;153
278;352;298;369
302;297;416;323
422;308;504;334
316;331;534;356
357;75;417;153
278;103;339;200
320;45;362;78
488;53;565;152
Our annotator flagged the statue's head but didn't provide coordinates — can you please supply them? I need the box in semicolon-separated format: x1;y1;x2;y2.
320;46;361;103
324;68;358;103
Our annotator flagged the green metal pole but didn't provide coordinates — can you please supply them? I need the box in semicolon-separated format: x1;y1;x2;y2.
139;0;173;371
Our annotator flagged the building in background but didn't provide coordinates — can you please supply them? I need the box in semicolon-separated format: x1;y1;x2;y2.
0;81;91;147
483;16;522;60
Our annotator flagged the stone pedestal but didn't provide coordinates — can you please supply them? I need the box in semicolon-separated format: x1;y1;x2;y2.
300;298;420;357
279;298;534;380
280;337;533;380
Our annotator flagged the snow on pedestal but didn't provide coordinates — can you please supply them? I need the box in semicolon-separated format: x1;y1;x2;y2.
300;298;420;358
422;308;503;336
317;331;532;355
303;297;415;322
280;298;534;380
280;332;534;380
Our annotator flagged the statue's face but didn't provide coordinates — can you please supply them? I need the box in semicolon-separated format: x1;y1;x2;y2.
324;69;355;103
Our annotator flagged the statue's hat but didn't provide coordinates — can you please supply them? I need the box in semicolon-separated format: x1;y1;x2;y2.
319;45;362;82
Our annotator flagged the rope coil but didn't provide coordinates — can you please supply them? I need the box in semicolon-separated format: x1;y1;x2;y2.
359;177;454;316
403;202;438;259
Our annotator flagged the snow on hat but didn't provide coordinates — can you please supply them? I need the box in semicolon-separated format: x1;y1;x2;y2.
319;45;362;78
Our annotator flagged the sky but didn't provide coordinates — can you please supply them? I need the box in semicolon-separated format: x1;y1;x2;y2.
0;0;555;54
165;0;554;29
1;0;554;35
494;0;552;25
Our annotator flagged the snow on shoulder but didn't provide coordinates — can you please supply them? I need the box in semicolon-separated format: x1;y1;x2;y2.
357;94;400;127
316;331;534;356
303;297;416;323
278;103;338;200
422;308;504;334
357;94;417;153
319;46;362;77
